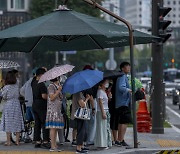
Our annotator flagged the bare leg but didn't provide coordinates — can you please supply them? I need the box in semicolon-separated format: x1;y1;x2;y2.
16;132;20;145
112;130;118;141
54;129;57;148
50;128;56;149
6;132;11;145
76;145;82;151
72;128;77;141
118;124;127;142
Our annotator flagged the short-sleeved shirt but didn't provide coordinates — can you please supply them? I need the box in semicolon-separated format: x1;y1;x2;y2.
97;89;109;111
31;78;47;110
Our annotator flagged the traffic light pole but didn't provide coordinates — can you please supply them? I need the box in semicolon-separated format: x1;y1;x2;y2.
152;0;164;134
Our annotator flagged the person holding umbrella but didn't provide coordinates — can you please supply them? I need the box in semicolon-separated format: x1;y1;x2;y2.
62;69;103;153
45;77;64;152
71;92;93;153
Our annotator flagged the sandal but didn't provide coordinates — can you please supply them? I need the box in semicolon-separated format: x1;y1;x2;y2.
15;142;20;146
4;142;11;146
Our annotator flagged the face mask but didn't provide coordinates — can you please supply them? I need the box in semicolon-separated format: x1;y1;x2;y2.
105;83;109;88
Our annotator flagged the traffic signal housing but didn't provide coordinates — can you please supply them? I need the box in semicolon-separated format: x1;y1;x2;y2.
157;4;172;43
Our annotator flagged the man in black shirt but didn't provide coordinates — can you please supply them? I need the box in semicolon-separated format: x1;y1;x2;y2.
31;68;49;148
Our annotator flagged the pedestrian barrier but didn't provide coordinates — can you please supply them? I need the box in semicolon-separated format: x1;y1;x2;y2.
137;99;151;133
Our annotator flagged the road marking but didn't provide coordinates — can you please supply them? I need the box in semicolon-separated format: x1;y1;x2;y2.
166;106;180;133
166;106;180;118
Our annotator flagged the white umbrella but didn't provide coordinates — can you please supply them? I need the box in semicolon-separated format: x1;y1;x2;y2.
0;60;20;69
39;64;74;83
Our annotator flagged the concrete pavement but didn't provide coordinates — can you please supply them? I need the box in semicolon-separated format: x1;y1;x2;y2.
0;127;180;154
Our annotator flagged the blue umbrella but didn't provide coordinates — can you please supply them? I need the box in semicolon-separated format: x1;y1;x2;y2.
62;70;103;94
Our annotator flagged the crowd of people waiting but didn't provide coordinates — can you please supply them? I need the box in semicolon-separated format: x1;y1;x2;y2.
0;62;143;153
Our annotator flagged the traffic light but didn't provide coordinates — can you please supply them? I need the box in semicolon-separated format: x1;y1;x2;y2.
171;58;175;63
157;4;172;43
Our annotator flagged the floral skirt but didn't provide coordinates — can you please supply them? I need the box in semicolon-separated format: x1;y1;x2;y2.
45;109;64;129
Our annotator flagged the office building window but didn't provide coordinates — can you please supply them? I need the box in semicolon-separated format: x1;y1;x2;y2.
173;1;176;5
8;0;25;11
167;1;170;5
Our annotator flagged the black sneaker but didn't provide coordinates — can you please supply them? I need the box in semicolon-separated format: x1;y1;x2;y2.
120;140;129;146
76;149;88;153
65;139;70;142
34;143;41;148
72;140;77;147
82;147;89;151
41;142;51;149
114;141;122;147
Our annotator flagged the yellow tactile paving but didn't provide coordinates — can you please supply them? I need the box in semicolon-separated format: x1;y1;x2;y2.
156;150;180;154
157;139;180;147
0;151;75;154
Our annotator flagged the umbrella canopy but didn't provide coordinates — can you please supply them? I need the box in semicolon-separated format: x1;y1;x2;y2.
0;60;20;69
62;69;103;94
103;70;124;79
0;9;160;52
39;64;74;83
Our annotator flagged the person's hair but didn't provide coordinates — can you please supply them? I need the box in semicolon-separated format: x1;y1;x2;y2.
83;65;93;70
120;62;130;70
50;77;58;82
5;71;17;85
98;79;107;87
36;68;46;76
11;69;18;74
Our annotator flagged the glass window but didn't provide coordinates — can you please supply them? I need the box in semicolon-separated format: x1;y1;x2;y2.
9;0;25;10
0;0;7;9
167;1;170;5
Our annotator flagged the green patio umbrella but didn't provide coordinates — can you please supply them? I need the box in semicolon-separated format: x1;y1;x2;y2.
0;9;159;52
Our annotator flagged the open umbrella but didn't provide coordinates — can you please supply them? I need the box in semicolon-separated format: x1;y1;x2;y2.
0;60;20;69
38;64;74;83
103;70;123;79
0;9;159;52
62;69;103;94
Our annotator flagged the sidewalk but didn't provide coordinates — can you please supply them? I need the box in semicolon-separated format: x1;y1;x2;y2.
0;127;180;154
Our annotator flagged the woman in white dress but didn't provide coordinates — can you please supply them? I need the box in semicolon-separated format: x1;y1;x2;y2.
94;79;112;149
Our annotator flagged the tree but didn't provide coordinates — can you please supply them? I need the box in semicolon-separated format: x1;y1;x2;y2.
29;0;103;69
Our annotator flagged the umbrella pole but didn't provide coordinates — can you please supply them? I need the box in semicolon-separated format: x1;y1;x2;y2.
82;0;138;148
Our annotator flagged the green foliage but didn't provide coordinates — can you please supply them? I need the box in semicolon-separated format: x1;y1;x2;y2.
120;45;151;72
29;0;102;19
68;50;108;71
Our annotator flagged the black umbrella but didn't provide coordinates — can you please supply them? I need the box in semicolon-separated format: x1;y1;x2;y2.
103;70;123;79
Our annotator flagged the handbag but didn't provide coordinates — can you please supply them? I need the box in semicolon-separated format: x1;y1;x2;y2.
74;105;91;120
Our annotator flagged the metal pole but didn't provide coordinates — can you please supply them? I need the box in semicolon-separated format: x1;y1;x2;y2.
55;51;59;65
55;0;58;9
109;3;115;70
63;52;67;64
152;0;164;134
82;0;138;148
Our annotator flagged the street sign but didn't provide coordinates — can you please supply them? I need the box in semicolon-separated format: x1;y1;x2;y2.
60;51;77;54
105;59;117;70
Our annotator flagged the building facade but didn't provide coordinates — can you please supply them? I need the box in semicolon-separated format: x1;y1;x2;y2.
0;0;31;83
125;0;180;28
101;0;125;22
